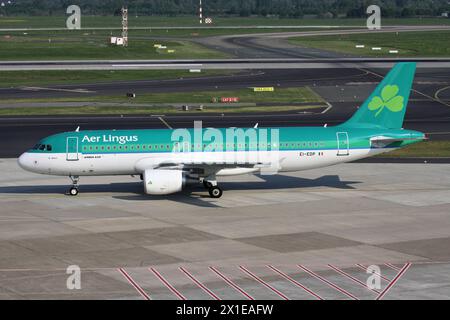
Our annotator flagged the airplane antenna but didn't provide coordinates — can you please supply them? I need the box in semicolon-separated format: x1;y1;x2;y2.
75;126;80;132
254;123;259;129
324;124;328;128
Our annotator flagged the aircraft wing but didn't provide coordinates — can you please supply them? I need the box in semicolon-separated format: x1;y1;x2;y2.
134;155;277;177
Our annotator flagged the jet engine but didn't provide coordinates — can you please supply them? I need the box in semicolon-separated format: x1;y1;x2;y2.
143;169;185;195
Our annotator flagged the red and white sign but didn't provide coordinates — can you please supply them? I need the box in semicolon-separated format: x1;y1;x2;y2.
221;97;239;103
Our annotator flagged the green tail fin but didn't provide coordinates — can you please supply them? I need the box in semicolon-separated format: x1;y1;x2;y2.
342;62;416;129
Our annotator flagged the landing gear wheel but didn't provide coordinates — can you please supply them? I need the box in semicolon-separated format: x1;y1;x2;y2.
68;175;80;196
69;187;79;196
208;186;223;199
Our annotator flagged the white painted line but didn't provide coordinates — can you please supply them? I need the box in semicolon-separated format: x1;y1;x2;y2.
21;86;94;93
267;265;323;300
376;263;412;300
112;64;203;68
328;264;380;294
209;267;254;300
239;266;289;300
149;267;186;300
389;50;399;54
158;117;173;129
179;267;221;300
355;45;365;48
321;102;333;114
372;47;382;51
118;268;151;300
298;265;359;300
355;264;391;283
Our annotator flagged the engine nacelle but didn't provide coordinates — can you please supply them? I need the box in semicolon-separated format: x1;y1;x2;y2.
143;169;184;195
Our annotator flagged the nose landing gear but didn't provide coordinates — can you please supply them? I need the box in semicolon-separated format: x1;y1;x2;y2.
68;175;80;196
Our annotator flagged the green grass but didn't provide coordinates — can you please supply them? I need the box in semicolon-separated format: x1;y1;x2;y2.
0;31;228;60
2;16;448;61
381;141;450;158
0;69;235;87
289;30;450;57
0;27;315;40
1;16;449;29
0;87;324;115
0;104;324;116
1;87;323;105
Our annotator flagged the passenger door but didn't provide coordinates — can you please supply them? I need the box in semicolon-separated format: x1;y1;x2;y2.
66;137;79;161
337;132;350;156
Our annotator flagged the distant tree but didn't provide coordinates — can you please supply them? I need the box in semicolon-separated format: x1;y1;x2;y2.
3;0;449;18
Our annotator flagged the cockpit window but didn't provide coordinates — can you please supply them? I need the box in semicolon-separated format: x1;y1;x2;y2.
46;145;52;151
33;144;40;150
39;145;46;151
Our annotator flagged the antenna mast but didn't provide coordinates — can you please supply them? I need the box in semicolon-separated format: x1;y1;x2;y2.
122;6;129;47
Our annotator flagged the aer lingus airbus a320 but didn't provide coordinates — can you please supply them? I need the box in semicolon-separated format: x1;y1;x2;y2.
18;63;425;198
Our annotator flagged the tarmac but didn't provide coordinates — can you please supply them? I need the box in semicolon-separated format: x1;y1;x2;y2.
1;159;449;299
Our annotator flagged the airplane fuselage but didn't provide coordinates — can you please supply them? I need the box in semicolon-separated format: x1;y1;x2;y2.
18;126;424;177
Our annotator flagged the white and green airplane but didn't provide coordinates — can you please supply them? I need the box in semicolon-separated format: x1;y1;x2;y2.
18;63;425;198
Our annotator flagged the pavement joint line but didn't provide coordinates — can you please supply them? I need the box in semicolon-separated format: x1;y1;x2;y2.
179;266;221;300
209;266;255;300
298;265;359;300
239;266;290;300
266;265;323;300
375;263;412;300
149;267;186;300
117;268;152;300
327;264;380;294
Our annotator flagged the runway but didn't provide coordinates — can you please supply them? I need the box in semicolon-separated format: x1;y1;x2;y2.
1;99;449;159
1;64;449;159
1;58;450;71
0;159;449;299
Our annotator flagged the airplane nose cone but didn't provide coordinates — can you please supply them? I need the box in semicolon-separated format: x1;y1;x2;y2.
18;153;35;172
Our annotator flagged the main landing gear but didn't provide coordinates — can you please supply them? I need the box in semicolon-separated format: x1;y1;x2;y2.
202;179;223;199
68;175;80;196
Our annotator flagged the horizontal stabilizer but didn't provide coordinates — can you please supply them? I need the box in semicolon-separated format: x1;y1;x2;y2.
370;135;425;148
